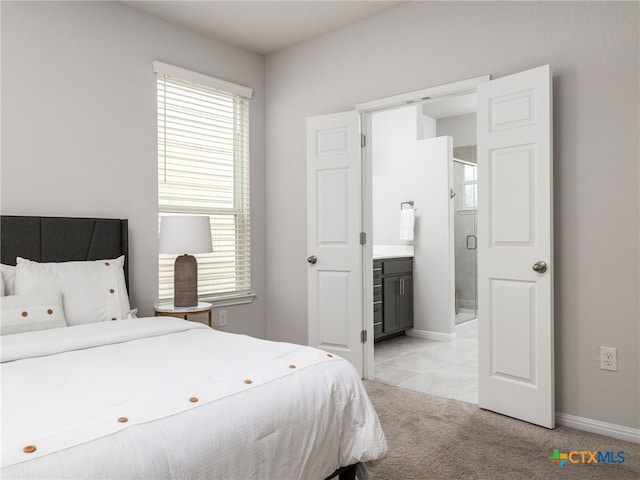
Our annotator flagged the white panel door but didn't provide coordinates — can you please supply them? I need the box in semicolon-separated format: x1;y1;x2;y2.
307;111;363;374
477;65;554;428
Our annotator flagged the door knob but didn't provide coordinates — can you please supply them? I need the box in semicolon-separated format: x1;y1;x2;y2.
307;255;318;265
532;261;547;273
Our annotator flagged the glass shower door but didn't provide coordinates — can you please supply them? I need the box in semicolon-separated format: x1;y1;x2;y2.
453;160;477;325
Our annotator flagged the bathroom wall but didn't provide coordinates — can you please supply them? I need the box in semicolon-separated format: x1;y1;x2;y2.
372;106;424;245
438;114;478;313
437;113;476;147
372;106;454;335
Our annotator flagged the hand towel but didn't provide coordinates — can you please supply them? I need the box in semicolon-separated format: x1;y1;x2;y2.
399;208;415;241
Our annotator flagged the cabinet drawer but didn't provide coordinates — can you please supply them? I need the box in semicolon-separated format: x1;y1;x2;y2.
373;267;382;283
382;258;413;275
374;308;382;326
374;321;383;336
373;285;382;302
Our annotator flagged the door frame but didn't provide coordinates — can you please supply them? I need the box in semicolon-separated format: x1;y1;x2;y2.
356;75;491;379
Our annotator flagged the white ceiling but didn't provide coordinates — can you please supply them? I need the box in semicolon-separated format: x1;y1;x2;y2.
124;1;406;55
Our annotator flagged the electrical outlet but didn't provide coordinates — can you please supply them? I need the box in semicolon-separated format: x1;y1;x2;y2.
600;346;617;371
218;310;228;327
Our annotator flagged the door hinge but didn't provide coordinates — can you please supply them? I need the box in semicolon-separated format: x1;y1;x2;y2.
360;231;366;245
361;133;366;148
361;329;368;343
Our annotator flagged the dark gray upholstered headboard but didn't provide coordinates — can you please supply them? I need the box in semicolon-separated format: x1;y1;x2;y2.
0;215;129;287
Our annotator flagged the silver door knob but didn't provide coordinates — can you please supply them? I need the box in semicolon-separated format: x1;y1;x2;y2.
307;255;318;265
532;261;547;273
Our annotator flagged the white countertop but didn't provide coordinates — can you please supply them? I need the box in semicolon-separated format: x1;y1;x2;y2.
372;244;414;259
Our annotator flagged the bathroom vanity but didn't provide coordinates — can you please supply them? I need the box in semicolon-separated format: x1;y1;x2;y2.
373;246;414;341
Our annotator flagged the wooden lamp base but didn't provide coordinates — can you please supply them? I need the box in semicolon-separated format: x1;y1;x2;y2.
174;254;198;307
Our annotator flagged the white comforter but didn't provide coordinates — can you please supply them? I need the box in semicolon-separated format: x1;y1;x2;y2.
1;317;387;479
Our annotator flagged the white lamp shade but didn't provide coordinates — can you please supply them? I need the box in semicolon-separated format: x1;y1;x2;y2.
159;216;213;254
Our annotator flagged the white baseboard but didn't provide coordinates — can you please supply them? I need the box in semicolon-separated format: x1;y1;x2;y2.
406;328;456;342
403;330;638;444
556;412;640;444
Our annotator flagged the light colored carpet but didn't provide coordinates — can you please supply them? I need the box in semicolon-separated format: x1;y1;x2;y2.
364;380;640;479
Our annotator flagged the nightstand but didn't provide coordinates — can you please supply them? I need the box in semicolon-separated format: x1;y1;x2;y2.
153;302;213;327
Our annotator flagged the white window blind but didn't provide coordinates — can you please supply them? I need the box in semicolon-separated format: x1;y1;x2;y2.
157;66;251;302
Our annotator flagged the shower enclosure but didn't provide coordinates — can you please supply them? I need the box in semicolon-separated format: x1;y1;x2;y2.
453;159;478;324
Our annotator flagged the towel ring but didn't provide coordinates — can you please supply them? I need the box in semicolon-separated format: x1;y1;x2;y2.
400;201;415;210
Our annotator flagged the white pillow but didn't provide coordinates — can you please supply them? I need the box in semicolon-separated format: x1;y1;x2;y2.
1;264;16;296
14;256;131;326
0;293;67;335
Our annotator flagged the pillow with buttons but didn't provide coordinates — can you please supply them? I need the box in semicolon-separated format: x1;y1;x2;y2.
0;293;67;335
14;256;131;326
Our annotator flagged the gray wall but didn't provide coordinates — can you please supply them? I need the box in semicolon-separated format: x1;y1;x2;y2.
265;2;640;429
438;113;477;148
1;1;267;337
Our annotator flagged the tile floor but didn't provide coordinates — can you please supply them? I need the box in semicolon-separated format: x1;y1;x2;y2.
373;319;478;404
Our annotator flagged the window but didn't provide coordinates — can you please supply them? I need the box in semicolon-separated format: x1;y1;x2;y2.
155;62;252;304
462;164;477;210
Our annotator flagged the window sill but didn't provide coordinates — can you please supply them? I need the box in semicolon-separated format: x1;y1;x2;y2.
199;293;256;308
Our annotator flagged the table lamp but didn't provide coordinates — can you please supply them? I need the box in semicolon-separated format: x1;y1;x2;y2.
159;215;213;307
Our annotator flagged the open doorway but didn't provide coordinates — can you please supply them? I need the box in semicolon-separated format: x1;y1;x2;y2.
367;95;479;403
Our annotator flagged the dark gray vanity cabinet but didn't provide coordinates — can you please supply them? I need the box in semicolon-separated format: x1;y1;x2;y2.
373;261;383;337
373;257;413;341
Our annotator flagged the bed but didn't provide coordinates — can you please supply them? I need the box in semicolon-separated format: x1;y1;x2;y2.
0;215;387;480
